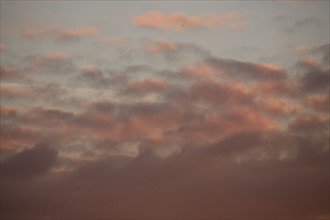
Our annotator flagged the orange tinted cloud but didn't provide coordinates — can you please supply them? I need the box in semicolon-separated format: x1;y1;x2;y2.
0;84;32;99
146;40;176;52
0;42;6;50
0;66;26;82
293;46;307;53
259;98;296;115
129;78;167;91
23;25;99;42
1;126;42;150
132;10;244;31
306;94;329;113
0;106;18;119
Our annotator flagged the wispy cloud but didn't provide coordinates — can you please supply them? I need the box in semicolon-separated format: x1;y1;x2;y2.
22;25;100;42
132;10;246;31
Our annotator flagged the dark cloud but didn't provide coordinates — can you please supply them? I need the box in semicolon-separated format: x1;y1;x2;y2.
288;114;328;135
310;44;330;68
296;57;329;93
0;106;18;120
1;125;42;150
299;69;329;93
1;143;58;179
1;130;328;219
0;66;29;82
288;17;322;32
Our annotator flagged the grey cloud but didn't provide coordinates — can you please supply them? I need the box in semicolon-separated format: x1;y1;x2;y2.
296;57;329;93
206;57;287;81
2;143;58;179
25;53;75;74
299;69;329;93
284;17;322;34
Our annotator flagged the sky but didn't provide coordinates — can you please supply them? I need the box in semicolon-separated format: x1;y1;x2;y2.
0;0;329;219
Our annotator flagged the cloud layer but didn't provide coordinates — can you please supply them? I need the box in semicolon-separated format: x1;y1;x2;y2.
132;10;245;31
1;5;329;219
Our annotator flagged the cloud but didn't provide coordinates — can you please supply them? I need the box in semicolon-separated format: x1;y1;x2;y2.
296;56;329;93
26;51;75;73
0;66;23;78
132;10;245;31
206;57;287;81
305;94;329;113
0;42;6;50
0;106;18;120
1;125;43;150
22;25;99;42
1;40;329;219
76;65;128;89
293;46;307;54
126;78;167;93
0;84;32;99
285;17;322;33
0;66;29;82
145;40;176;52
2;143;57;179
143;40;211;63
21;107;75;126
288;113;328;135
1;130;328;218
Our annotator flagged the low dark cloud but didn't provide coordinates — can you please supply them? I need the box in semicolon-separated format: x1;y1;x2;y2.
296;57;329;93
1;130;328;219
2;143;58;179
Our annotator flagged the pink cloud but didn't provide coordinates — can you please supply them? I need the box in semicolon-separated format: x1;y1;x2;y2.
1;126;42;150
0;42;6;50
306;94;329;113
182;63;215;77
0;66;26;81
259;98;296;115
145;40;176;52
0;106;18;119
129;78;168;91
132;10;245;31
293;46;307;53
22;25;99;42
